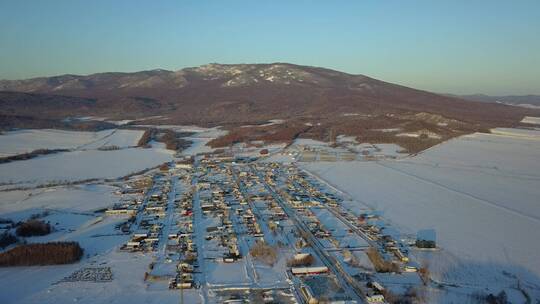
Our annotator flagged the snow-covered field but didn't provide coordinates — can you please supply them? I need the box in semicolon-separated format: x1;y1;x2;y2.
302;130;540;301
0;184;119;220
0;148;173;186
179;127;227;156
133;124;228;156
0;183;135;303
521;116;540;125
490;127;540;139
0;129;144;157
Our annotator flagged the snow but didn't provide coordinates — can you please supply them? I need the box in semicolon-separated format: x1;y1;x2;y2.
78;129;144;150
0;249;200;304
0;170;202;304
240;119;285;128
336;135;357;143
301;130;540;300
0;129;144;157
292;138;329;147
206;261;251;286
0;184;143;304
181;127;227;156
521;116;540;125
231;142;286;158
0;184;119;221
106;119;135;126
517;104;540;109
397;132;441;139
0;129;111;156
396;132;420;138
0;147;173;186
372;143;405;157
132;124;228;156
490;127;540;139
260;152;295;163
374;128;402;133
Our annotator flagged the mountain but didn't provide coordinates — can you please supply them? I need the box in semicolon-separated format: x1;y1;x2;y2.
451;94;540;109
1;63;538;152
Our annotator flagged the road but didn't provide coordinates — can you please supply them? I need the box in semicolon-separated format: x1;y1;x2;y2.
249;164;366;303
191;157;209;303
157;174;178;259
296;167;382;248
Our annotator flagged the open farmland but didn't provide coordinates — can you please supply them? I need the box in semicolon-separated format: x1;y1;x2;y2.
0;129;144;157
0;148;174;187
302;129;540;302
0;128;178;188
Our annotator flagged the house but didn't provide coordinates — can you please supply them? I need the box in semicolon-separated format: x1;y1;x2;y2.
105;207;137;216
175;163;192;169
291;266;329;275
126;241;141;249
366;294;386;303
133;231;149;239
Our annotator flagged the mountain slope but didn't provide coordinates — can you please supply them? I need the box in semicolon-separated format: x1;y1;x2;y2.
1;63;538;152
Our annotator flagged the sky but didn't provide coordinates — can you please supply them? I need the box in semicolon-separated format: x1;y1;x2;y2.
0;0;539;95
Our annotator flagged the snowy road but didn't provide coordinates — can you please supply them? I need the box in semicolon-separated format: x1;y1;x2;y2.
250;164;366;303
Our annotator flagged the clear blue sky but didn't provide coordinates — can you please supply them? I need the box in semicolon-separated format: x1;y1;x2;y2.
1;0;539;95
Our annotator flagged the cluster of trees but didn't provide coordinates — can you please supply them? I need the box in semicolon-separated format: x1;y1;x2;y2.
204;113;465;154
0;149;68;164
415;239;436;249
137;129;157;147
249;241;278;266
366;247;400;273
287;254;314;267
137;129;192;151
472;291;509;304
207;128;253;147
259;124;309;143
299;114;470;154
0;232;17;249
16;219;51;237
159;130;191;151
485;291;509;304
381;286;423;304
0;242;83;266
97;145;120;151
208;123;310;148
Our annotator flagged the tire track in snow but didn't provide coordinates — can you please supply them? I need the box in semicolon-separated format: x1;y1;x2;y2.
393;159;540;181
74;129;117;151
374;161;540;224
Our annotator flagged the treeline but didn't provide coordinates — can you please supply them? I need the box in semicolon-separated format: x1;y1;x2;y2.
0;112;116;133
249;241;278;266
355;130;444;154
159;130;192;151
137;129;157;147
208;123;310;148
0;242;83;266
366;247;400;273
0;149;69;164
0;232;17;249
137;128;192;151
16;220;51;237
97;145;120;151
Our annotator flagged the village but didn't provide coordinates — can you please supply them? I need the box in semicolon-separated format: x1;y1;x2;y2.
103;154;434;304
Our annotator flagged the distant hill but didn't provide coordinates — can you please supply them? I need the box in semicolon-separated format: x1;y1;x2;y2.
1;63;538;152
449;94;540;109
